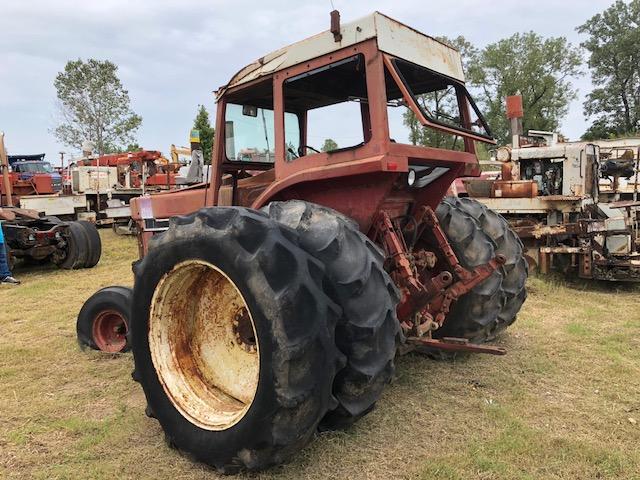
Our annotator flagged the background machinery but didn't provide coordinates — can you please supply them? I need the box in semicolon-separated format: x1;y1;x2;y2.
80;12;528;473
0;133;101;270
463;95;640;281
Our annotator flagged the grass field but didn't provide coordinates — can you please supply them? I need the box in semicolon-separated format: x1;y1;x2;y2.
1;230;639;479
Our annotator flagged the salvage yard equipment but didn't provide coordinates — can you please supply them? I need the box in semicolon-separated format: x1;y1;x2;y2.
0;133;101;270
0;153;62;198
463;95;640;281
77;286;132;353
81;12;528;473
0;209;101;269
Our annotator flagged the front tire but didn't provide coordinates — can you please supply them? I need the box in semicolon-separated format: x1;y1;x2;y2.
131;207;343;473
77;286;131;353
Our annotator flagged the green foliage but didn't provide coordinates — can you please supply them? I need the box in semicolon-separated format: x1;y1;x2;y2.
53;59;142;154
467;32;582;144
105;143;142;154
193;105;215;164
321;138;338;152
578;0;640;139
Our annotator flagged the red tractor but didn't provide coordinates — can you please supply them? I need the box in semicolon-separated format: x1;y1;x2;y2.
80;12;527;473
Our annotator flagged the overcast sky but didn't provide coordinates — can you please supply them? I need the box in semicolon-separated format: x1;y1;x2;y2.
0;0;615;165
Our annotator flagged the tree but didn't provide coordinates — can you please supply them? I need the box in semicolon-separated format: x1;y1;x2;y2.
578;0;640;139
321;138;338;152
53;59;142;155
193;105;215;164
108;142;142;154
466;32;582;144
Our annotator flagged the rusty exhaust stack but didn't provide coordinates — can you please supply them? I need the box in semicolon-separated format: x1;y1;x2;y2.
330;10;342;42
506;94;523;149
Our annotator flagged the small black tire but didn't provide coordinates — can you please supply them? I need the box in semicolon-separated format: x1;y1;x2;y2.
263;200;401;430
58;222;90;269
77;220;102;268
77;286;132;353
131;207;344;473
433;197;527;343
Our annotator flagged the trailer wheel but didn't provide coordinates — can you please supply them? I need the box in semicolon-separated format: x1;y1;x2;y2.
77;286;131;353
77;220;102;268
131;207;343;473
433;197;527;343
264;200;401;430
58;222;90;269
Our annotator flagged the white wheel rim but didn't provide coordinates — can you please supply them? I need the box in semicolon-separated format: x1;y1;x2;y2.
149;260;259;430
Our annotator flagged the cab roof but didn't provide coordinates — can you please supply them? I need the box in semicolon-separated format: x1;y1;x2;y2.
217;12;465;99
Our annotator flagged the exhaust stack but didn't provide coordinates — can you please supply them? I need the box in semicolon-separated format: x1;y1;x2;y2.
506;94;523;149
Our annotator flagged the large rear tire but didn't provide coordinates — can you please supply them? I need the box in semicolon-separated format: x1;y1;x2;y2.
433;196;527;343
131;207;343;473
264;200;401;430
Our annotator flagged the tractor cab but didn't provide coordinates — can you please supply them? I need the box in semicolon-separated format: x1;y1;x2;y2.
132;12;494;250
210;12;494;218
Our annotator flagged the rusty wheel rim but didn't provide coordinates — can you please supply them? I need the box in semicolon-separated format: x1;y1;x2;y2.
149;260;259;431
92;309;128;353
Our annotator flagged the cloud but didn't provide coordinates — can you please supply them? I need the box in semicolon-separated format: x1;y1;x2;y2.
0;0;613;161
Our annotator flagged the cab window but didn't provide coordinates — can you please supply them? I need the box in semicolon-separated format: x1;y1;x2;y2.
283;54;369;159
224;80;299;163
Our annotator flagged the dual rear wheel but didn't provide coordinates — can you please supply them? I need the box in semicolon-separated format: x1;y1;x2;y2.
57;220;102;269
128;199;527;472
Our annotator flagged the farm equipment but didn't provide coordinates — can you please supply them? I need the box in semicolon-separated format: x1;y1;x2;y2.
81;12;528;472
0;134;101;270
462;95;640;281
69;147;203;228
0;209;101;270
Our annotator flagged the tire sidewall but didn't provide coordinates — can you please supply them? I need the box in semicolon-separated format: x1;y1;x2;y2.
77;287;132;352
132;232;293;463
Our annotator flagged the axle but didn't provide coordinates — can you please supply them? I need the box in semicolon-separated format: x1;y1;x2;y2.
372;207;506;354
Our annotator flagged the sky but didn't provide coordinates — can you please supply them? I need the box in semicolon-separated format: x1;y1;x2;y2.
0;0;616;166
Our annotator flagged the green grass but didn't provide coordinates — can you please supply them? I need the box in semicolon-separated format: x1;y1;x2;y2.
1;232;639;479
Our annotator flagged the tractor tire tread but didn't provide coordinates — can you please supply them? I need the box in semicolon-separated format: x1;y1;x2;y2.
131;206;344;473
263;200;401;430
434;196;527;343
76;285;132;352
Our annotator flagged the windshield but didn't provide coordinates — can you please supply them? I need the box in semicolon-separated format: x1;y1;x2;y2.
386;57;493;145
16;161;54;173
225;103;299;163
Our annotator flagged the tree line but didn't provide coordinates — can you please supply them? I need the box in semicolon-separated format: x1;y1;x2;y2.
410;0;640;146
52;0;639;155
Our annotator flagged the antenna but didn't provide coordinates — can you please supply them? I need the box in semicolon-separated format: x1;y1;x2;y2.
329;0;335;9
